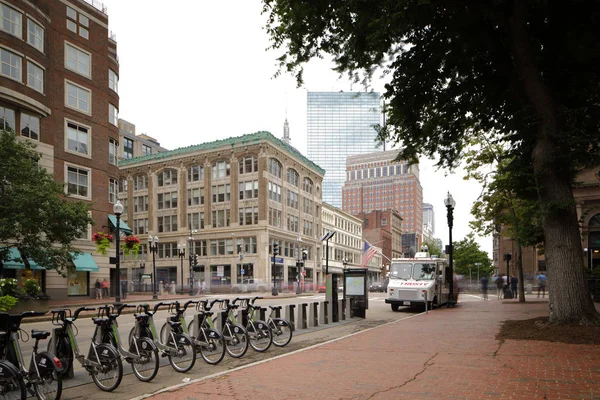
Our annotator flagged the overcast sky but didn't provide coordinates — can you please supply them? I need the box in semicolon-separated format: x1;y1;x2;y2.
102;0;492;257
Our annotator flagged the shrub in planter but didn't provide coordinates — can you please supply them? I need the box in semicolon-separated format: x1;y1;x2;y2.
0;295;18;312
0;278;19;297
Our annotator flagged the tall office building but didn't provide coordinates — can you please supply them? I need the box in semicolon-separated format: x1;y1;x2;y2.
423;203;435;235
307;92;381;207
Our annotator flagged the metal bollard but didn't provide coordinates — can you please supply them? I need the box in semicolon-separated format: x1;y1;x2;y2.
324;300;330;324
318;301;327;325
346;297;353;318
259;307;267;321
274;307;281;318
285;304;296;331
341;298;346;320
296;303;307;330
309;302;319;327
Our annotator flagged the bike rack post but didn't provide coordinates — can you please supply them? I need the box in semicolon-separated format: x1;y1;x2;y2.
218;310;227;332
340;298;346;320
324;300;330;324
274;307;281;318
296;303;307;330
309;302;319;327
259;307;267;321
346;297;353;318
318;301;326;325
285;304;296;331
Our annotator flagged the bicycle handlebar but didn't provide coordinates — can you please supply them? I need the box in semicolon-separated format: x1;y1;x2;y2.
0;311;47;331
51;306;95;324
153;302;173;314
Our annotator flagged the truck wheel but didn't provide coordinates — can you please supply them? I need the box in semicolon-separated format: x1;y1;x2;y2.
391;304;399;312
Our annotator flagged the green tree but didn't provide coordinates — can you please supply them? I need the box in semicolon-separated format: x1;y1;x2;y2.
422;239;443;258
465;134;543;302
452;234;494;281
0;131;93;275
263;1;600;324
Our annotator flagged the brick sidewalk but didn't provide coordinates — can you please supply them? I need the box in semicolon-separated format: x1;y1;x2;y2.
138;298;600;400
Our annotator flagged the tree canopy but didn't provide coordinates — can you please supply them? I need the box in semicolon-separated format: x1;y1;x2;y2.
0;131;92;275
452;234;494;278
263;0;600;323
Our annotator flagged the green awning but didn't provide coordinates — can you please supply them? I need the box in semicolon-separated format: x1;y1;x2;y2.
2;248;45;270
71;252;99;272
108;215;133;235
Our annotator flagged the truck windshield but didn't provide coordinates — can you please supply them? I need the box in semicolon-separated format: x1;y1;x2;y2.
413;263;436;280
389;263;412;280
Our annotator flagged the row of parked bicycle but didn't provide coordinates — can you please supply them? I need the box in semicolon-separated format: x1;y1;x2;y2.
0;296;293;400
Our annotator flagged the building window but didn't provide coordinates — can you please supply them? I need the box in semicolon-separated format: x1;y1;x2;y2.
187;212;205;230
239;155;258;174
212;160;230;179
268;158;282;178
239;180;259;200
109;104;118;126
133;174;148;190
157;215;178;233
65;81;91;114
0;106;15;132
303;177;313;194
239;207;258;226
133;218;148;235
65;43;91;77
287;190;299;209
157;191;178;209
303;221;313;236
108;138;118;165
27;18;44;52
108;178;117;204
382;217;387;226
141;144;151;155
187;188;204;206
0;48;21;81
66;165;90;198
133;195;148;212
123;138;134;159
20;113;39;141
268;182;281;203
211;184;231;203
303;197;313;215
212;210;230;228
109;69;118;93
157;169;178;187
287;169;299;187
287;214;299;232
268;208;282;227
65;120;90;156
1;3;22;38
188;165;204;182
26;61;43;92
118;179;128;193
66;6;89;39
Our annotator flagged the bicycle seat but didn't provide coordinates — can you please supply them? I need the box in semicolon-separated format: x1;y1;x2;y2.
166;320;181;328
31;330;50;340
269;306;282;310
134;313;149;322
92;317;110;326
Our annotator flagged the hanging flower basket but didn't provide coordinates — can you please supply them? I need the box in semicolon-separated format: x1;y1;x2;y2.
92;232;113;255
122;235;141;256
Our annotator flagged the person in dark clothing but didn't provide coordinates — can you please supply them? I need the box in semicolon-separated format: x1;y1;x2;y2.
510;275;518;299
481;276;489;300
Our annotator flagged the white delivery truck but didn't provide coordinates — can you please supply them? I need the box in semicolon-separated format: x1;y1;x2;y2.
385;249;454;311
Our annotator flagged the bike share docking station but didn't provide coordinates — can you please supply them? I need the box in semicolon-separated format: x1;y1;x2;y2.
342;268;368;318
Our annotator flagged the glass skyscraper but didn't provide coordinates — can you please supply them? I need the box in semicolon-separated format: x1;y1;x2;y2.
307;92;381;207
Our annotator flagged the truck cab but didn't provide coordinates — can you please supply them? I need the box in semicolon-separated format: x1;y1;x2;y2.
385;250;452;311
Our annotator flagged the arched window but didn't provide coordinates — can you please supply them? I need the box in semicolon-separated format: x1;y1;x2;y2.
287;168;299;187
157;168;178;187
239;155;258;174
589;213;600;226
188;165;204;182
303;177;313;194
212;160;230;179
133;174;148;190
268;158;282;178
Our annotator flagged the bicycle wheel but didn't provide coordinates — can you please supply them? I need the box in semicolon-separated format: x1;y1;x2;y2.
0;362;26;400
159;323;170;345
90;344;123;392
33;367;62;400
223;323;248;358
48;337;73;380
247;320;272;352
130;337;159;382
270;318;293;347
166;333;196;373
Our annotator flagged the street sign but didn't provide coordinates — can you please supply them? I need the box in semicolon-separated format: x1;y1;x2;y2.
217;265;224;277
241;268;245;275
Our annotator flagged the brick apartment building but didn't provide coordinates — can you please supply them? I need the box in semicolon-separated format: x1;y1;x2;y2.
357;209;402;269
0;0;119;299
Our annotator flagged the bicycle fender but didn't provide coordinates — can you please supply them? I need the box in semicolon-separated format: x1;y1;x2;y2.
135;337;157;353
205;328;223;340
0;359;20;378
94;343;119;363
230;324;246;334
32;351;61;373
272;318;291;327
174;333;194;346
252;320;269;330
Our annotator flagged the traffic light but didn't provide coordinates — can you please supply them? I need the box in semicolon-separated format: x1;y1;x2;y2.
273;242;279;256
301;249;308;261
193;253;198;266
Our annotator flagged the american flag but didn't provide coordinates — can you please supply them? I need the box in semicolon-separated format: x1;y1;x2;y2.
361;241;378;268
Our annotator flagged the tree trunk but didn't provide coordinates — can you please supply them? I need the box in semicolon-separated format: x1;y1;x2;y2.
516;243;526;303
509;1;599;324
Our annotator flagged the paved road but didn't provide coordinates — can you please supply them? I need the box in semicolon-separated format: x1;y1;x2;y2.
18;292;414;399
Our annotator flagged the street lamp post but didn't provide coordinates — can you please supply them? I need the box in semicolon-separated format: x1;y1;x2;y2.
296;237;303;295
113;200;124;307
584;248;593;270
444;192;456;307
188;230;197;296
239;245;245;292
272;241;279;296
148;235;159;300
177;243;186;294
321;231;336;276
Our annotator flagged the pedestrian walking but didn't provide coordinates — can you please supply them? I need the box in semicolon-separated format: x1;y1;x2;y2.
101;278;109;299
480;276;489;300
94;279;102;300
496;274;504;299
201;280;206;294
510;275;518;299
537;273;547;298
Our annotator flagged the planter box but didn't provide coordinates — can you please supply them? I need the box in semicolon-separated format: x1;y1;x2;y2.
9;298;50;314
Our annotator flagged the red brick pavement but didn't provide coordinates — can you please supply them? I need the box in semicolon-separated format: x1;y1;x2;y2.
138;299;600;400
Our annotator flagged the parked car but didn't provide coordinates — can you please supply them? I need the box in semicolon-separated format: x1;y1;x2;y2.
369;281;386;292
318;284;326;293
231;278;267;293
